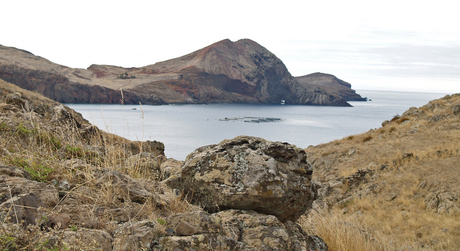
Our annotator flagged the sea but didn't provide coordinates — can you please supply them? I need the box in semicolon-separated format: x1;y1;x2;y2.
67;90;448;160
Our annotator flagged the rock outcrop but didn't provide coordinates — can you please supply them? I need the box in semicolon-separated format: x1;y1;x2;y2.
171;135;315;223
152;209;328;251
0;80;328;251
295;72;366;101
0;41;352;106
0;80;329;250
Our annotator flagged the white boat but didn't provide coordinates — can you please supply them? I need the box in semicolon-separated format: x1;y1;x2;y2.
281;100;285;105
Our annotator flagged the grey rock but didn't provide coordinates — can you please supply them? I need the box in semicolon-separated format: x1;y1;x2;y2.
306;235;329;251
0;193;43;227
179;136;315;223
113;220;157;251
124;152;160;177
175;221;201;236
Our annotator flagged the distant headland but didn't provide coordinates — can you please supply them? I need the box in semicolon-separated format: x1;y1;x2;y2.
0;39;365;106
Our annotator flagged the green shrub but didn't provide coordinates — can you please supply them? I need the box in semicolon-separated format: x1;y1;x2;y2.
15;123;34;137
0;235;17;250
36;132;62;151
24;163;54;182
10;157;29;168
65;145;84;158
157;218;167;225
0;122;9;133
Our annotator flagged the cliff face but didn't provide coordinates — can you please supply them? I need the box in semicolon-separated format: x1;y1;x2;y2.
134;39;349;105
295;72;366;101
0;41;352;106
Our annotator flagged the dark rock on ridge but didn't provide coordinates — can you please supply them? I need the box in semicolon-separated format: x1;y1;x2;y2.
0;41;351;106
295;72;366;101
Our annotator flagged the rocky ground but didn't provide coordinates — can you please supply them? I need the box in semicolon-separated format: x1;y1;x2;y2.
305;93;460;250
1;77;459;250
0;79;327;250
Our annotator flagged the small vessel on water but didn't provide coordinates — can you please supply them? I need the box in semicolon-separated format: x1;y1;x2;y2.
281;100;285;105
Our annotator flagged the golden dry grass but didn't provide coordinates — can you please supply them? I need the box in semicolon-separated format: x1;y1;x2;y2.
0;79;197;249
304;93;460;250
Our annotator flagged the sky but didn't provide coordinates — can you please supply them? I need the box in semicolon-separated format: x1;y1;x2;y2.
1;0;459;93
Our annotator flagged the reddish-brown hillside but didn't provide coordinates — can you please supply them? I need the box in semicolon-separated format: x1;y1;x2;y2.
0;40;354;105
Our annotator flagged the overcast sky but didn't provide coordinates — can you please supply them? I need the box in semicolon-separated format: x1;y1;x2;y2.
2;0;459;93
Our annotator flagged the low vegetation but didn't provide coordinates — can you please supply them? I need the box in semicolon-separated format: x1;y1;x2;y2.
0;79;195;250
305;93;460;250
116;72;136;79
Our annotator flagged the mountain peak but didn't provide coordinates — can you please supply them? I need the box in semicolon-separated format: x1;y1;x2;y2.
0;39;351;106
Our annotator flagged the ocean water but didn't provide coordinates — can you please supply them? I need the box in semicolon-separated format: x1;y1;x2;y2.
67;90;447;160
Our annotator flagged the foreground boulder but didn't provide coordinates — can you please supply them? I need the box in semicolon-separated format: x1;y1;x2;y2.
178;136;315;223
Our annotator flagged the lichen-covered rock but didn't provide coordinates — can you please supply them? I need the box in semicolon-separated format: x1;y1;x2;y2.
124;152;160;176
0;166;59;207
160;158;183;180
167;210;222;236
54;229;113;251
113;221;158;251
217;209;290;250
180;136;315;223
424;190;459;214
93;168;172;206
153;209;325;251
306;235;329;251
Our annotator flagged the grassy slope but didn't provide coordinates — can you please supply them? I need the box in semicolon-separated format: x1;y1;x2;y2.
303;93;460;250
2;77;460;250
0;79;193;249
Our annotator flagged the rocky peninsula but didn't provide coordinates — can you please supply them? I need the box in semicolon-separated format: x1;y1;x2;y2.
0;39;363;106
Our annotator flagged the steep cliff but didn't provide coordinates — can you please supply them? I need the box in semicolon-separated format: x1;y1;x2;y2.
0;41;352;106
132;39;349;105
295;72;366;101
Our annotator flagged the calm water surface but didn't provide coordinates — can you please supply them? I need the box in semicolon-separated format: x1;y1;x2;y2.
67;90;447;160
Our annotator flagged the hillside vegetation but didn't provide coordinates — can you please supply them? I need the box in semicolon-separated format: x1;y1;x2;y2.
304;93;460;250
0;79;195;250
0;77;459;250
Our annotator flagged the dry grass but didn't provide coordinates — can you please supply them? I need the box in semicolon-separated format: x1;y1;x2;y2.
305;93;460;250
301;208;457;251
0;80;196;249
